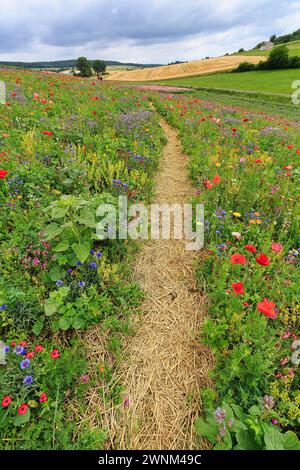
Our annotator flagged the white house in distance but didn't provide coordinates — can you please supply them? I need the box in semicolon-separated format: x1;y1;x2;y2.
260;42;274;51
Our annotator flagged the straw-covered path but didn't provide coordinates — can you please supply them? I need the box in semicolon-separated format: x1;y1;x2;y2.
108;118;212;449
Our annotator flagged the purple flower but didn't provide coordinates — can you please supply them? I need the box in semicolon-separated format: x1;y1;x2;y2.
56;280;63;287
0;304;7;310
96;252;102;258
2;345;10;353
14;346;24;355
90;249;95;255
263;395;274;410
67;269;73;274
23;375;33;385
76;261;82;266
89;262;97;268
20;359;30;369
214;407;226;424
271;419;278;425
78;281;85;287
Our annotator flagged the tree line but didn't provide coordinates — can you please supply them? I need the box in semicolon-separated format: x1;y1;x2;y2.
233;46;300;73
76;57;107;77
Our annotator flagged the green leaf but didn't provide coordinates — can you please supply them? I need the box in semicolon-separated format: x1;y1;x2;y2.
236;429;261;450
32;318;44;336
49;267;66;282
195;417;218;444
44;223;62;240
44;299;57;316
283;431;300;450
58;317;71;331
14;408;31;426
53;240;70;252
262;424;285;450
51;206;68;219
28;400;38;408
76;208;96;228
72;242;90;263
232;404;248;422
70;317;87;330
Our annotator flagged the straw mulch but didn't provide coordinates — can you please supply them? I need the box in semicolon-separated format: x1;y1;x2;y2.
79;119;213;449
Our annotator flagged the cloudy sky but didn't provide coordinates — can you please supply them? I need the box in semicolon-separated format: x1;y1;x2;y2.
0;0;299;64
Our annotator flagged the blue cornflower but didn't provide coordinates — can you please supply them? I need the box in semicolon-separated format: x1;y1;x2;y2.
2;345;10;353
90;249;95;255
67;268;73;274
96;252;102;258
78;281;85;287
0;304;7;311
23;375;33;385
76;261;82;266
56;280;63;287
20;359;30;369
89;262;97;268
14;346;24;355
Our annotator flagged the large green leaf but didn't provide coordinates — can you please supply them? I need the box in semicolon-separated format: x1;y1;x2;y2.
236;429;261;450
14;408;31;426
44;298;57;316
195;417;218;444
262;424;285;450
51;206;68;219
76;208;96;228
283;431;300;450
44;223;62;240
53;240;70;252
72;242;90;263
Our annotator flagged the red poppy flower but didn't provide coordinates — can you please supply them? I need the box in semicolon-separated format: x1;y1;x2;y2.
230;254;247;265
0;169;8;179
287;144;294;149
256;253;270;266
19;341;27;347
257;299;278;319
42;131;53;136
244;244;257;253
39;392;48;403
26;352;35;359
271;243;283;253
35;345;43;352
2;396;12;408
232;282;244;295
243;301;249;307
50;349;60;359
212;174;221;184
204;180;213;189
18;403;28;415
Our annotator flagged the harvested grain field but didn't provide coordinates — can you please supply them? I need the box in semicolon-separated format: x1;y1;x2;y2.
105;55;264;81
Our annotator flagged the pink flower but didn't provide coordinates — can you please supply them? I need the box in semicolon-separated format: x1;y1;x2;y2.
280;357;289;366
232;232;241;240
271;243;283;253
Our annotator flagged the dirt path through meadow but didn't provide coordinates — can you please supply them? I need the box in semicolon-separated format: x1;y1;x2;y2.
110;119;212;450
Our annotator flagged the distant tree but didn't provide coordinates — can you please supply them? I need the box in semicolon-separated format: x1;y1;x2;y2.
238;48;245;53
93;60;106;77
269;34;277;43
267;45;289;69
76;57;92;77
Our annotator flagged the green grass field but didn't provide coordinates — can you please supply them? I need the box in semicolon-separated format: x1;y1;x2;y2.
151;68;300;95
238;40;300;58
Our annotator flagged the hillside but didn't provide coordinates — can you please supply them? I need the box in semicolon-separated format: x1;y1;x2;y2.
105;55;263;81
237;39;300;58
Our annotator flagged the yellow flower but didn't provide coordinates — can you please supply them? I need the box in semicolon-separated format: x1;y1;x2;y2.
215;162;221;167
249;219;256;225
233;212;241;217
256;220;262;225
